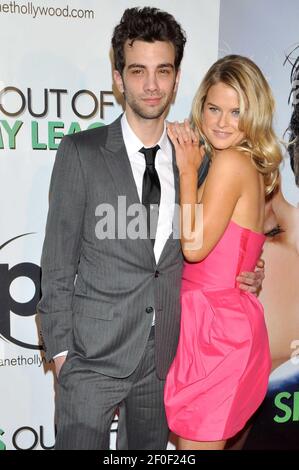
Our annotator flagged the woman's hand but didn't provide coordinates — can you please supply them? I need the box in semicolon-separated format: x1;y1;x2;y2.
167;119;204;176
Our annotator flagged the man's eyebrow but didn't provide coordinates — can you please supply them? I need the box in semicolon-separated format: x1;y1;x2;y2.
127;64;146;69
157;63;174;69
127;63;174;70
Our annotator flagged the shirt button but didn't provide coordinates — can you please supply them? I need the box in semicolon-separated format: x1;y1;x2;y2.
146;306;154;314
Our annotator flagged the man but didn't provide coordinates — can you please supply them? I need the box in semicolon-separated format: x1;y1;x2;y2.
38;7;264;450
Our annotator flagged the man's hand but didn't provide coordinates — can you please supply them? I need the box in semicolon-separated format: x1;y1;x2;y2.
236;258;265;295
54;355;67;378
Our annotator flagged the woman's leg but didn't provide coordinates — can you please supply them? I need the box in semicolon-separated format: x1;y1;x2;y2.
178;437;226;450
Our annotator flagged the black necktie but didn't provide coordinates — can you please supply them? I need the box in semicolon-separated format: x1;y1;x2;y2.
198;153;211;187
139;145;161;245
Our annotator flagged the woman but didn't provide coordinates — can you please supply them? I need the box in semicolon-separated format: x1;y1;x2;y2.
239;180;299;450
164;55;282;450
262;183;299;371
240;55;299;450
262;50;299;371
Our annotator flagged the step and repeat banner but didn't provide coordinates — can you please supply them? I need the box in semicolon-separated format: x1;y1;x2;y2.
1;0;298;451
0;0;220;450
219;0;299;450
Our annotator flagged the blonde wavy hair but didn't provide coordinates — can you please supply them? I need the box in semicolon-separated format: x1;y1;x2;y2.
191;55;282;195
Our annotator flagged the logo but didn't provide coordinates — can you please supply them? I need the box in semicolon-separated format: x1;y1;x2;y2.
274;391;299;423
0;233;41;350
0;425;54;450
12;426;54;450
0;429;6;450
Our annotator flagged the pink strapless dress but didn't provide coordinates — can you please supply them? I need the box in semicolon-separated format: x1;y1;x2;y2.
164;220;271;441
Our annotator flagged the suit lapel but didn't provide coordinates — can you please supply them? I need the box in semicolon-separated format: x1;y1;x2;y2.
171;141;180;205
101;116;154;259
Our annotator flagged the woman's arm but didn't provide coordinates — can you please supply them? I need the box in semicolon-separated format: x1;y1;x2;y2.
180;150;244;262
168;121;264;292
167;121;244;262
183;150;243;262
167;121;204;256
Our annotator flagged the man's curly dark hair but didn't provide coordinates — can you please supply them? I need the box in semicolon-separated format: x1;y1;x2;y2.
112;7;186;74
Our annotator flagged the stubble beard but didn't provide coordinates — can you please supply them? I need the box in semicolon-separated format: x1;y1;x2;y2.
123;88;175;121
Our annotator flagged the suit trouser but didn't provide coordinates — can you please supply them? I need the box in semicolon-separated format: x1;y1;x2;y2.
55;328;169;450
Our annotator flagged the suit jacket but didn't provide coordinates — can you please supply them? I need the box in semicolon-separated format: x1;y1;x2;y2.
37;115;183;379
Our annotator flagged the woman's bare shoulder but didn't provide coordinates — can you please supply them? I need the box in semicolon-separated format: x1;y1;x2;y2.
211;148;258;177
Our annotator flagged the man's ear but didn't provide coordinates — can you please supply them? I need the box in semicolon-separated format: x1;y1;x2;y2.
113;70;124;94
174;68;181;93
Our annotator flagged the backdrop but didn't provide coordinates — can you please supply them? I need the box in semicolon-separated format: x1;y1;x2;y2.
1;0;298;451
219;0;299;450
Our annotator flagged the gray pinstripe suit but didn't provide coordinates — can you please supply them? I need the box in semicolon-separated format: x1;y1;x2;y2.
38;115;184;449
